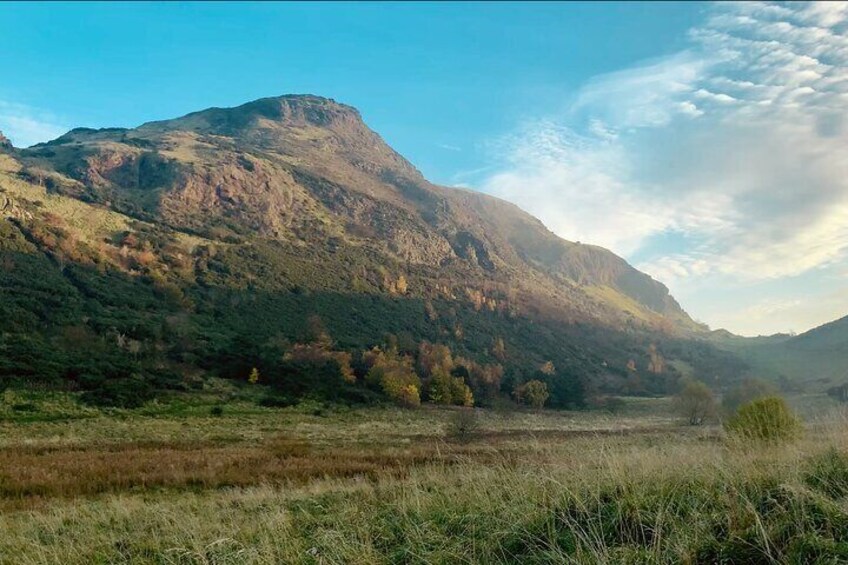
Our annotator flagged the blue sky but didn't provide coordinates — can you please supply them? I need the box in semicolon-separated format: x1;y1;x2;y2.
3;1;848;336
0;2;702;179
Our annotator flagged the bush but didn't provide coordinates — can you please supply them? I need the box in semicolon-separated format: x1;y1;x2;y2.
258;395;298;408
446;408;481;443
79;374;155;408
428;367;473;406
675;378;716;425
364;347;421;408
724;396;801;442
210;405;224;417
513;379;549;409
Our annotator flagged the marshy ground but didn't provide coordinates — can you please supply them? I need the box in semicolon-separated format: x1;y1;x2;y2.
0;386;846;564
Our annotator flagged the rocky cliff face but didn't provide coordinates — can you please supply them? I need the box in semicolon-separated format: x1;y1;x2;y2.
17;95;697;331
0;130;12;151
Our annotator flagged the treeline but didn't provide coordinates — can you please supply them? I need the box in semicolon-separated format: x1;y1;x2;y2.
215;315;564;410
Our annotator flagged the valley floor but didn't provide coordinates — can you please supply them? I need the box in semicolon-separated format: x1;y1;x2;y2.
0;388;846;564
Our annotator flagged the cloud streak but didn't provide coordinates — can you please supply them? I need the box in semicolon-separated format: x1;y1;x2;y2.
477;1;848;335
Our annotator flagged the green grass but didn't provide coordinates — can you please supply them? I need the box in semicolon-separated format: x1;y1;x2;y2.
0;392;846;563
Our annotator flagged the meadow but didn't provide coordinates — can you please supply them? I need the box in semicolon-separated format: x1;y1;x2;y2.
0;385;846;564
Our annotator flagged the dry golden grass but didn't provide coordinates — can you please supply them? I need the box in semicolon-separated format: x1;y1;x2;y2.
0;396;845;563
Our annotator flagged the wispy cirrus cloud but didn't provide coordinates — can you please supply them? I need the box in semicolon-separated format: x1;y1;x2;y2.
474;1;848;335
0;100;68;148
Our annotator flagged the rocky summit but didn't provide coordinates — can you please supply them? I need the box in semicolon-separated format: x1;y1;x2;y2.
0;94;747;405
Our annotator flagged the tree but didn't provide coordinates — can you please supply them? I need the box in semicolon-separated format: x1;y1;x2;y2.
284;343;355;384
647;344;665;374
395;274;408;294
305;314;333;349
676;378;717;425
491;337;506;362
514;380;549;409
446;408;480;443
722;377;775;414
417;342;454;380
365;347;421;407
428;366;473;406
457;358;503;407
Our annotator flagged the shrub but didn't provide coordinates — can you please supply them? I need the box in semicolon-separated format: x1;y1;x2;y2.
79;374;155;408
513;379;549;409
210;405;224;417
364;347;421;407
724;396;801;442
675;378;716;425
258;395;298;408
446;408;481;443
428;367;473;406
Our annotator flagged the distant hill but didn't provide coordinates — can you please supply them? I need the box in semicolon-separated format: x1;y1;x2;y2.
704;316;848;391
0;95;749;406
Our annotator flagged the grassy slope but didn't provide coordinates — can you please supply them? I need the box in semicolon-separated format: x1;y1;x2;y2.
0;389;846;563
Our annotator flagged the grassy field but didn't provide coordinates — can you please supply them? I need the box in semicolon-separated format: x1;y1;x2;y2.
0;386;847;564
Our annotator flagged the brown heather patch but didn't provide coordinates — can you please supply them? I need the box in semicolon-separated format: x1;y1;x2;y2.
0;436;493;508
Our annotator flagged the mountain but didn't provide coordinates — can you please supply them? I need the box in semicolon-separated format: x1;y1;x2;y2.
0;96;746;407
20;95;694;328
720;316;848;391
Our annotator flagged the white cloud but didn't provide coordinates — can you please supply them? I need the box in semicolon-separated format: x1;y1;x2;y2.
0;101;67;147
476;1;848;335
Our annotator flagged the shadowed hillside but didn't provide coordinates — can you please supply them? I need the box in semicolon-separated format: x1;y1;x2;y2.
0;95;748;407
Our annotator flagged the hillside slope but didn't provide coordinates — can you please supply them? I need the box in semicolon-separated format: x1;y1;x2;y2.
19;95;695;329
734;317;848;390
0;95;745;406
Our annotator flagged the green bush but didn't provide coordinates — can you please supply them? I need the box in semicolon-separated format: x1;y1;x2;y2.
724;396;801;442
78;374;155;409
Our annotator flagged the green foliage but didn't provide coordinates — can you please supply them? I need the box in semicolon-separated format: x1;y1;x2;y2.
675;378;717;425
725;396;802;442
455;359;503;407
364;347;421;407
427;367;473;406
513;379;549;409
79;374;155;409
0;195;748;409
